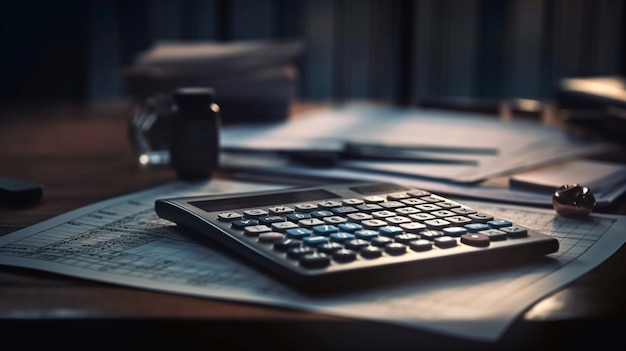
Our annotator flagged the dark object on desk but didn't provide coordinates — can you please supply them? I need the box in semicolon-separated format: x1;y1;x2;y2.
0;176;43;206
552;184;596;218
169;87;220;180
556;75;626;142
155;181;559;293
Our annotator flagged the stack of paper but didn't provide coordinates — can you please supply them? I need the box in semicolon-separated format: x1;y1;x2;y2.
219;103;623;207
122;40;304;125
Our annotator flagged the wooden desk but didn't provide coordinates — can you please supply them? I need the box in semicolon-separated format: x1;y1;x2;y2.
1;102;625;350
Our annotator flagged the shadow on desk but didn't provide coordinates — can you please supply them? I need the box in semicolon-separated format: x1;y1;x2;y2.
2;317;626;351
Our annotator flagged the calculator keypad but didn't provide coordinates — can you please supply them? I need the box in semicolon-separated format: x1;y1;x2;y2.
217;190;531;269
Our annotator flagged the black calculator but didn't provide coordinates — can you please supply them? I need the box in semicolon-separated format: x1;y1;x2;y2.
155;182;559;292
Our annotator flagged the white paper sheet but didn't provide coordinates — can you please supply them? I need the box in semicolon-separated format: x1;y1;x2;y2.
1;179;624;342
221;104;615;183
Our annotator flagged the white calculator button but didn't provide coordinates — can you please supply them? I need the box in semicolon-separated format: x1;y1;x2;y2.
268;206;294;215
244;209;268;218
217;212;243;221
342;198;363;205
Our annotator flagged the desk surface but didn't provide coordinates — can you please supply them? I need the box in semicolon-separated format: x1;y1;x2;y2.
1;102;625;350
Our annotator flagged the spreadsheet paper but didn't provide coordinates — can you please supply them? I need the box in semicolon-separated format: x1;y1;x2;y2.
0;179;624;342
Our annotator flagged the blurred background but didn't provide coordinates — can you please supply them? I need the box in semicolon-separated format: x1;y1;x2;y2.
0;0;624;108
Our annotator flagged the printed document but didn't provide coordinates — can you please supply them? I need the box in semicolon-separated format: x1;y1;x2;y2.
0;179;624;342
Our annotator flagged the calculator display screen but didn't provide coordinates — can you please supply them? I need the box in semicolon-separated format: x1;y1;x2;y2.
190;189;339;212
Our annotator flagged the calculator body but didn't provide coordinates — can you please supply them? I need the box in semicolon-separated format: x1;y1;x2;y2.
155;182;559;292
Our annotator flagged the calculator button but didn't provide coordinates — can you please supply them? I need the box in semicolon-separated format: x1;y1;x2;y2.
399;222;427;233
394;233;420;244
360;246;383;258
395;207;420;215
419;230;444;240
285;228;312;239
460;233;490;247
312;224;339;235
434;236;457;248
294;203;317;212
361;219;388;230
407;189;431;197
298;218;325;228
287;213;310;221
431;210;456;218
409;213;436;221
465;223;490;233
258;215;285;225
468;213;494;223
268;206;294;215
243;208;267;218
443;227;467;237
451;207;476;215
487;219;512;228
356;203;383;212
243;225;271;237
379;201;405;209
446;216;472;225
271;221;299;232
217;212;243;221
415;204;442;212
371;236;394;247
329;232;355;243
387;193;411;200
318;200;343;209
244;209;268;218
342;198;364;205
231;218;259;229
346;212;373;222
385;242;407;255
273;238;301;251
333;249;358;262
303;235;330;247
323;216;348;225
287;246;315;259
372;210;396;219
258;232;285;243
311;210;334;218
317;242;344;253
331;206;359;215
345;239;370;250
400;198;426;206
435;201;460;209
409;239;433;251
379;225;404;237
363;196;385;203
500;226;528;238
354;229;378;240
424;219;451;229
299;253;331;268
419;195;443;203
337;222;362;232
385;216;411;225
479;229;508;241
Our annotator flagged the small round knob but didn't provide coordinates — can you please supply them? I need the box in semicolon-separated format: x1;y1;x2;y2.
552;184;596;218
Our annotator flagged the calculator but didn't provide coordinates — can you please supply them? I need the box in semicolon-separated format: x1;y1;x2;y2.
155;182;559;292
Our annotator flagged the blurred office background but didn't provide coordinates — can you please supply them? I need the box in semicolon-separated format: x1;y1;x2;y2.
0;0;624;107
